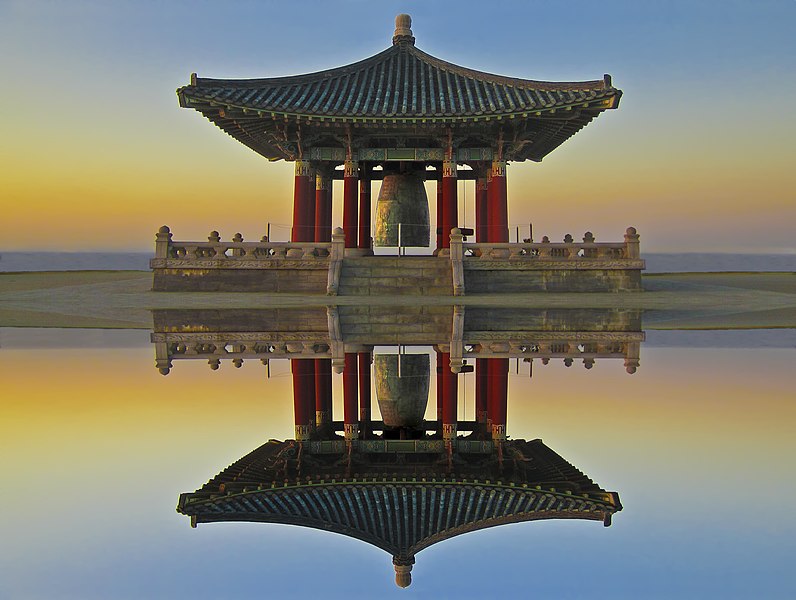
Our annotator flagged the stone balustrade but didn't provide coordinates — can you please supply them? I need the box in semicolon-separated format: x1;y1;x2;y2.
450;227;644;293
151;226;644;293
151;226;332;268
151;226;334;291
461;228;641;262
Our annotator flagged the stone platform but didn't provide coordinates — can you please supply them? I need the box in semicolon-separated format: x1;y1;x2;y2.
150;227;644;294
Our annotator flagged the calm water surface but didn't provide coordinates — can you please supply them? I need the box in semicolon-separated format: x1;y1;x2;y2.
2;251;795;273
1;318;794;599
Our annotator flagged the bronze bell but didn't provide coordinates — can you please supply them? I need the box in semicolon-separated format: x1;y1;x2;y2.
375;172;430;247
374;354;430;427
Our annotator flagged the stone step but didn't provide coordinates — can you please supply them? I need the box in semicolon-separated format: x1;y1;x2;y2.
338;285;454;296
344;256;447;266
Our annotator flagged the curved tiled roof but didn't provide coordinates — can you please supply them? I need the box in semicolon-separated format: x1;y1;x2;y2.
177;17;622;162
179;43;620;121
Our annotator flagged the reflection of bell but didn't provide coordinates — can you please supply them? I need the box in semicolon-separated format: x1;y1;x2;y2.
375;354;430;427
375;173;430;246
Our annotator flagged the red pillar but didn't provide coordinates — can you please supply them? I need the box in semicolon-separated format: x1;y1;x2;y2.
343;159;359;248
358;351;371;431
441;352;458;441
358;169;371;249
475;358;488;425
314;358;332;429
292;359;314;441
292;160;314;242
435;178;443;251
475;174;488;243
487;358;509;441
305;163;316;242
487;160;508;243
440;158;458;249
343;352;359;440
315;168;332;243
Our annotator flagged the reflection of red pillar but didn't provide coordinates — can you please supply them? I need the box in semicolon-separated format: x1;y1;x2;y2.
475;175;488;243
436;352;443;425
315;169;332;243
292;160;314;242
487;160;508;243
343;353;359;440
358;352;371;427
441;352;457;441
343;160;358;248
358;172;371;249
488;358;509;440
292;359;314;441
314;358;332;428
441;159;458;249
476;358;488;425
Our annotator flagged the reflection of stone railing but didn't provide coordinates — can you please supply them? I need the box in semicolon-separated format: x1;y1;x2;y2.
153;332;643;375
461;228;641;262
460;334;643;374
151;333;331;375
150;226;332;268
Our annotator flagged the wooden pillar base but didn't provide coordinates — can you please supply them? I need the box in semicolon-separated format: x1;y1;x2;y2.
442;423;457;441
440;159;458;249
295;424;312;442
344;423;359;441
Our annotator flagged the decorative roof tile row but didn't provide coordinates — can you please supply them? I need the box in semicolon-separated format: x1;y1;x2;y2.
178;439;621;559
179;44;620;120
181;481;614;559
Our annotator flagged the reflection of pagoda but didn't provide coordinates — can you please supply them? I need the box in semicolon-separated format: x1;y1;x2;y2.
161;306;634;587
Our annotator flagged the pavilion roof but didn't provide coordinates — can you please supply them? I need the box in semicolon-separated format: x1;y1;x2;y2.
178;439;621;562
179;43;620;122
176;16;622;162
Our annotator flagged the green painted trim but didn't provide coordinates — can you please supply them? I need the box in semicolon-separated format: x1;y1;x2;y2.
192;96;615;124
186;479;617;509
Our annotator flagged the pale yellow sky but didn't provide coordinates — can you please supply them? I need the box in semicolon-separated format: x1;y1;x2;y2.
1;2;794;253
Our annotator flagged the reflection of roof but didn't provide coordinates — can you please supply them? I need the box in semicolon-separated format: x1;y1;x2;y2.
178;439;621;568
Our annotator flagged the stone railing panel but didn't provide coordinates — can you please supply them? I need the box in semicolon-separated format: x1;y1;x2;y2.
150;227;332;270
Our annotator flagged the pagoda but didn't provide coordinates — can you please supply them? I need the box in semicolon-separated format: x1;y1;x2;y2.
152;15;643;294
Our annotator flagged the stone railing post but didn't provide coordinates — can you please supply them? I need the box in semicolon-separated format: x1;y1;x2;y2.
232;232;244;257
583;231;596;258
327;227;345;296
624;227;640;259
450;305;465;372
624;340;640;374
154;341;172;376
538;236;551;258
327;306;345;373
155;226;172;259
563;234;574;258
449;228;465;296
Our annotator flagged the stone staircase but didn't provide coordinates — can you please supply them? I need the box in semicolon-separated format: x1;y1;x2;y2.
338;256;452;296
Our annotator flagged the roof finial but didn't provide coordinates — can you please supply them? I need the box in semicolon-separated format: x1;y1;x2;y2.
393;14;415;46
